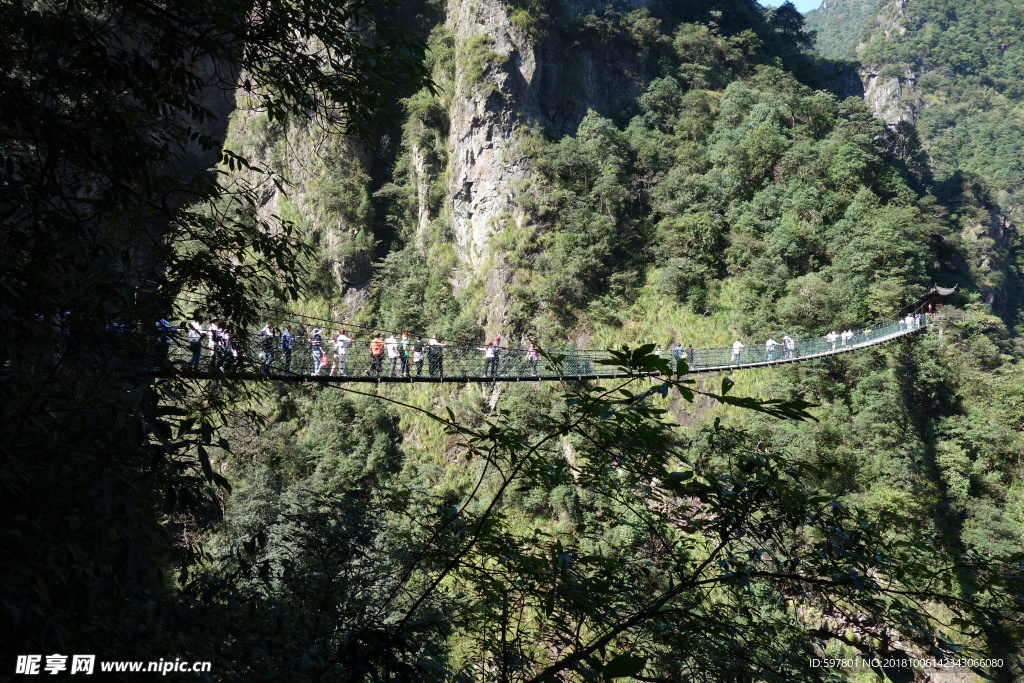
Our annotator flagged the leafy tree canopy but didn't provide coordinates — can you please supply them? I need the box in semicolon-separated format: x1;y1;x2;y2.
0;0;426;657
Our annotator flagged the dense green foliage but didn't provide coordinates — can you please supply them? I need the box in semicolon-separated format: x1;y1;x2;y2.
804;0;882;59
857;0;1024;222
499;25;943;336
0;0;425;661
198;353;1022;681
214;0;1024;679
7;0;1024;679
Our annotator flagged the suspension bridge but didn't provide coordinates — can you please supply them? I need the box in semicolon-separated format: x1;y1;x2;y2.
160;309;937;384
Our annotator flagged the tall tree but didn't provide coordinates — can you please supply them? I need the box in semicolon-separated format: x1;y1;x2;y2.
0;0;425;656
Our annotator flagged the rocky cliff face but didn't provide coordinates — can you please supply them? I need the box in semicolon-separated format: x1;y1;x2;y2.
225;107;376;317
855;0;922;126
441;0;653;275
804;0;922;127
408;0;659;331
860;66;921;125
222;0;659;329
444;0;534;272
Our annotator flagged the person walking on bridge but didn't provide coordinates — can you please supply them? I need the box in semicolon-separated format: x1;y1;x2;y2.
492;336;502;376
672;343;683;374
526;343;539;375
207;320;221;371
259;322;274;375
427;333;443;377
732;339;745;364
208;319;219;356
214;327;236;371
281;325;293;373
412;336;425;376
783;335;795;359
332;329;351;376
151;317;176;370
765;338;779;362
482;341;497;377
399;333;411;376
825;330;839;351
310;328;325;376
369;333;385;376
187;321;204;372
385;334;400;376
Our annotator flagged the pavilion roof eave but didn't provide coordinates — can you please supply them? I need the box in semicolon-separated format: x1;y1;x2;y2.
925;284;957;298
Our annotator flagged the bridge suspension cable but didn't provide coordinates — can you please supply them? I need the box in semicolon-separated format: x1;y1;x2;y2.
157;307;933;383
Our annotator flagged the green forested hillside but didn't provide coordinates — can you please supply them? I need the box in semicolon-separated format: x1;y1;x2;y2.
199;0;1024;678
6;0;1024;680
804;0;881;59
848;0;1024;224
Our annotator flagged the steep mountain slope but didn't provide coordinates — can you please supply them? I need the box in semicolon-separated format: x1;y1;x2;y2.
857;0;1024;216
809;0;1024;314
804;0;881;58
200;0;1024;676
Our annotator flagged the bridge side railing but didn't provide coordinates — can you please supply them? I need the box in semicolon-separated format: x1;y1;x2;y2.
163;314;928;379
169;337;609;379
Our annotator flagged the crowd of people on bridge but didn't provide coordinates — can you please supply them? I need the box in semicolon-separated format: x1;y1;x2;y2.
722;312;925;366
181;321;549;379
175;310;927;379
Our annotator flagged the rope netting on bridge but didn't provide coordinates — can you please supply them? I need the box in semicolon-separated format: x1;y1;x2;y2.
160;309;931;383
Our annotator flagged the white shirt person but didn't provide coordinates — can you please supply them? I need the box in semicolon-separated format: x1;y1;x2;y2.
732;340;745;364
